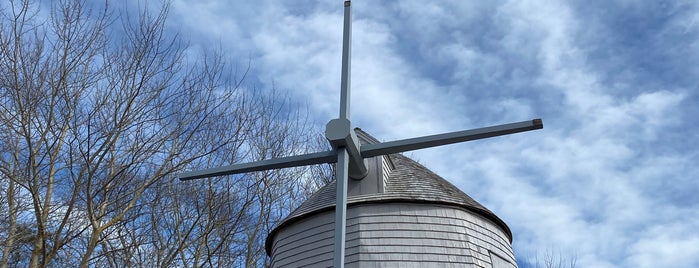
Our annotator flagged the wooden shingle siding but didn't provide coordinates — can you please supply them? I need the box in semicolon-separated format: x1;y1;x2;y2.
270;211;335;267
269;202;516;267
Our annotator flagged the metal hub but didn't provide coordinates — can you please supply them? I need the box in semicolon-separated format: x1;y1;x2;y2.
325;118;368;179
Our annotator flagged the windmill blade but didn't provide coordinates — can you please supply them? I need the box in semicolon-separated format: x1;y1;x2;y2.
178;119;543;181
361;119;543;158
178;150;337;181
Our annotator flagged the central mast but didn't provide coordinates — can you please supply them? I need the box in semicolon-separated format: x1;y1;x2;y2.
333;1;353;267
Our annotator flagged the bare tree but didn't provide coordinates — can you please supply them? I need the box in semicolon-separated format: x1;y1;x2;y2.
525;249;577;268
0;0;109;266
0;0;322;267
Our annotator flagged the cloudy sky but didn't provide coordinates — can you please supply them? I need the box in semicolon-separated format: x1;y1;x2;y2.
163;0;698;267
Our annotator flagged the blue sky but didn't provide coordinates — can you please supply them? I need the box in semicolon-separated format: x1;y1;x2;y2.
163;1;698;267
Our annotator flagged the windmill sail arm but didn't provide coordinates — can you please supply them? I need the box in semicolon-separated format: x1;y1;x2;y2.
361;119;543;158
178;150;338;181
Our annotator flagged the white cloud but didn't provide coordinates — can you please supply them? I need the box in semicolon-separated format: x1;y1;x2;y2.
628;221;699;268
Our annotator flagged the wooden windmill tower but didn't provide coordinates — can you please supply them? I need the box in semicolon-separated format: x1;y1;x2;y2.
180;1;541;267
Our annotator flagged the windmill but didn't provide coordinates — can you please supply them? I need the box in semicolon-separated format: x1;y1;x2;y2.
179;1;542;267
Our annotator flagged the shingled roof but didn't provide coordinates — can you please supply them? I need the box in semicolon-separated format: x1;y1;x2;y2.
265;129;513;255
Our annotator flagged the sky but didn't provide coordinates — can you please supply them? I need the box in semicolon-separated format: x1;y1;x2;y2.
163;1;698;267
